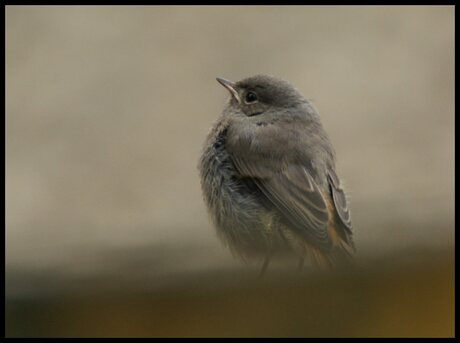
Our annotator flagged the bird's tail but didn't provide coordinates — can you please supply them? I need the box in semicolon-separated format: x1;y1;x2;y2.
307;240;355;270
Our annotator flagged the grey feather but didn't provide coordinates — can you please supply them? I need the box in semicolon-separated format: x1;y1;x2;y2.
327;169;352;231
232;156;332;250
199;74;355;268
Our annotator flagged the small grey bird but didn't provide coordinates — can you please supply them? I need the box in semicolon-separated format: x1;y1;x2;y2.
199;75;354;272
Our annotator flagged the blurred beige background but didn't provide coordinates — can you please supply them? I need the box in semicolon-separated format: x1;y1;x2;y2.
6;6;454;300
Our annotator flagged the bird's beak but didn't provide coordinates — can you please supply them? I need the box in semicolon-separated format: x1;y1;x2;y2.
216;77;241;104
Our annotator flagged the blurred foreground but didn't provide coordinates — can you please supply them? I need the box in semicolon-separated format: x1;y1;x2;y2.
6;247;454;337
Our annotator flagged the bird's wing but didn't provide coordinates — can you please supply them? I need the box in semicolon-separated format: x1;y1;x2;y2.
232;156;331;249
327;168;352;231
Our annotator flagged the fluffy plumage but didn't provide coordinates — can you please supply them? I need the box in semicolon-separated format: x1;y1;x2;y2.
199;75;354;270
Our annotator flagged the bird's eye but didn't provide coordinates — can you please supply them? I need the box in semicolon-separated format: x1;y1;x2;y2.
245;91;258;104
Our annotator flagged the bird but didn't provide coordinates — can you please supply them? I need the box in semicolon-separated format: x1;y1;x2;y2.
198;75;355;273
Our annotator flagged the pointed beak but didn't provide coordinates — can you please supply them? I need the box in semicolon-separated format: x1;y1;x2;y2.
216;77;241;103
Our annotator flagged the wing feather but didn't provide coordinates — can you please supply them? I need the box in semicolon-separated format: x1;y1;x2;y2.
232;156;331;249
327;169;352;231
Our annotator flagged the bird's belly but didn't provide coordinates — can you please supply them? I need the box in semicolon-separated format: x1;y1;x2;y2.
200;147;296;258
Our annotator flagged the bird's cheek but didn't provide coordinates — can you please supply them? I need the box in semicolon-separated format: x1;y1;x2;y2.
244;103;265;117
